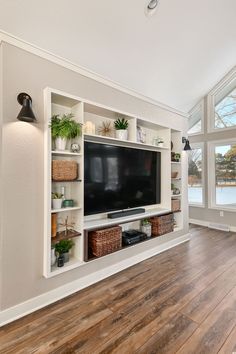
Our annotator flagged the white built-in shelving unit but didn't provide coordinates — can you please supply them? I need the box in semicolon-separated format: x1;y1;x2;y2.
44;87;184;278
171;130;183;229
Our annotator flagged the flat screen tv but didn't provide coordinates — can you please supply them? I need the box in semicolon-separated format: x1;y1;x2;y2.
84;142;161;215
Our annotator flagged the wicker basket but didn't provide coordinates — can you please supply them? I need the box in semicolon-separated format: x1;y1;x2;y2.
171;171;178;178
89;226;122;257
52;160;78;181
149;213;174;236
171;199;181;212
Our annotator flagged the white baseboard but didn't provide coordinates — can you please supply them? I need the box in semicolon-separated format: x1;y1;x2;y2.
0;233;189;327
189;218;236;232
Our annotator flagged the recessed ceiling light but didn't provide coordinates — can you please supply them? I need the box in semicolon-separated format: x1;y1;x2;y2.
148;0;158;10
145;0;159;17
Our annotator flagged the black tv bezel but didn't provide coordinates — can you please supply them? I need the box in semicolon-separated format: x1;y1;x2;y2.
84;141;161;216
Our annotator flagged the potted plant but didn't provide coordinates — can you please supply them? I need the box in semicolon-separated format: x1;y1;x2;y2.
55;239;74;263
50;113;82;151
141;219;152;237
174;153;181;162
114;117;129;140
52;192;63;210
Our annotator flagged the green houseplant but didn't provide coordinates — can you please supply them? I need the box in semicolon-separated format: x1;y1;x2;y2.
55;239;74;263
114;117;129;140
140;219;152;238
51;192;64;210
50;113;82;151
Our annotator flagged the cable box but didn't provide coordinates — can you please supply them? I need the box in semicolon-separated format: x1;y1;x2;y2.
122;229;148;246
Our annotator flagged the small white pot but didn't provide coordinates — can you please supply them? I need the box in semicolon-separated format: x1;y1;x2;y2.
141;224;152;237
115;129;128;140
55;137;67;151
52;199;63;210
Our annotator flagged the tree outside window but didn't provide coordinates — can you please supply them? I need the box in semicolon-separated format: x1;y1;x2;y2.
215;144;236;206
188;147;203;205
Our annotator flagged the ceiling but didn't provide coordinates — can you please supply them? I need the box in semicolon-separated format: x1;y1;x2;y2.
0;0;235;114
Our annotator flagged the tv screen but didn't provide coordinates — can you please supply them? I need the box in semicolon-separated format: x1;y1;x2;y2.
84;142;161;215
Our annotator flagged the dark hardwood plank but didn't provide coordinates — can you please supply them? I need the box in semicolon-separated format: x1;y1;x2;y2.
177;285;236;354
0;226;236;354
135;313;198;354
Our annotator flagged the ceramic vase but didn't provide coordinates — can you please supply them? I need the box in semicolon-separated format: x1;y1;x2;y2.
55;137;67;151
115;129;128;140
52;199;63;210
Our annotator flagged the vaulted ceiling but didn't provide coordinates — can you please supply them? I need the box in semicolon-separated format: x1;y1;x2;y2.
0;0;235;114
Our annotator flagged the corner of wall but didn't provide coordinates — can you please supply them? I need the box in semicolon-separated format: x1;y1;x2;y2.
0;39;3;311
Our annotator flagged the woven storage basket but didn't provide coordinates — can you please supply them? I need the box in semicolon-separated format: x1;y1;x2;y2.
89;226;122;257
52;160;78;181
171;198;181;212
171;171;178;178
149;213;174;236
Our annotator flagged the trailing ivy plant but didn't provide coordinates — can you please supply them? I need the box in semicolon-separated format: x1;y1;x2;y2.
50;113;82;139
114;117;129;130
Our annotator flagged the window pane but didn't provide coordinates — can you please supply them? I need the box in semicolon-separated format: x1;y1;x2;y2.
188;120;202;134
188;103;203;135
215;144;236;207
215;87;236;129
188;148;203;204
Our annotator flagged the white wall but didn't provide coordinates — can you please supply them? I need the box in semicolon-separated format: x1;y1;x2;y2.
0;41;188;317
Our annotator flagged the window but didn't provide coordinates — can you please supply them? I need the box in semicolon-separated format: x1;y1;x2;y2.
209;141;236;209
188;144;204;206
215;87;236;129
188;101;204;135
208;68;236;132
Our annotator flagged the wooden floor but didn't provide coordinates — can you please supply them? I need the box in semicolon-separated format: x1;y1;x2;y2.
1;225;236;353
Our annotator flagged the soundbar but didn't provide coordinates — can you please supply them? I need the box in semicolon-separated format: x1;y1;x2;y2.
107;208;146;219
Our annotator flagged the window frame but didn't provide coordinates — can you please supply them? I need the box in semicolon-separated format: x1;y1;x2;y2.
208;68;236;133
208;138;236;211
188;100;204;136
188;142;205;208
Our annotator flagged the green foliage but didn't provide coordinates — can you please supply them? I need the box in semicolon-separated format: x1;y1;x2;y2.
55;239;74;254
114;117;129;130
52;192;63;199
49;113;82;139
141;219;151;226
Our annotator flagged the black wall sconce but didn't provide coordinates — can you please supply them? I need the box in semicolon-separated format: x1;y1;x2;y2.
182;137;191;151
17;93;37;123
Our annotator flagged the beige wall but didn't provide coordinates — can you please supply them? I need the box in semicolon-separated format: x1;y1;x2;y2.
0;42;188;311
189;97;236;227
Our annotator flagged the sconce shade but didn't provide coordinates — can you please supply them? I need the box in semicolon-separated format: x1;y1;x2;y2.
17;93;36;122
182;137;191;151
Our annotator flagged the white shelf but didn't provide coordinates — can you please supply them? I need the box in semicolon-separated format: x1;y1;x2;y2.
52;150;82;156
84;134;169;151
50;258;85;277
171;178;181;180
171;194;182;198
84;208;171;231
51;206;82;213
171;161;181;164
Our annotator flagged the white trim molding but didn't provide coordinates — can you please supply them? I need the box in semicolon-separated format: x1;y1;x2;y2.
0;30;188;119
190;218;236;233
207;66;236;133
0;233;189;327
